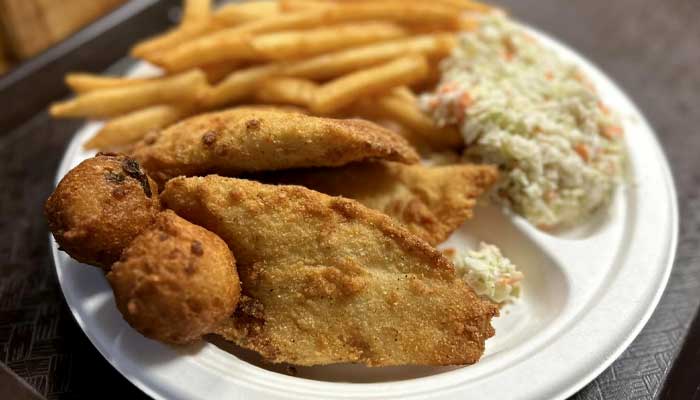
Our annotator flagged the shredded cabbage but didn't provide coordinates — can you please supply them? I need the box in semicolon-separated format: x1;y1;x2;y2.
421;15;626;227
453;242;523;304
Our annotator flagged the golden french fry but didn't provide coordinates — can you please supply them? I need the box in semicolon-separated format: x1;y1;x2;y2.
251;22;407;60
84;105;192;150
159;3;458;71
390;86;417;103
254;77;318;107
152;29;258;72
352;2;460;27
132;0;278;59
294;2;460;26
278;0;332;12
342;98;435;152
182;0;212;26
311;54;429;114
200;62;242;84
131;22;218;60
213;1;280;25
50;70;207;118
200;64;282;108
335;0;493;13
458;14;481;32
380;85;425;109
432;0;495;13
372;88;463;149
410;60;443;93
155;9;342;71
282;34;454;80
65;73;152;93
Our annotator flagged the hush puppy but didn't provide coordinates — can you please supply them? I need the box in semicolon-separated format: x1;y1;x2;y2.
45;153;160;269
108;210;240;345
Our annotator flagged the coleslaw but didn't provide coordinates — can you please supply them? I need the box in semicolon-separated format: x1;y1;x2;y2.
452;242;523;304
420;15;626;228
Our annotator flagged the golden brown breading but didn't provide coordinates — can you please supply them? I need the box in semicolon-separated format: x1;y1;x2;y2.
132;106;419;184
161;175;498;366
265;161;499;245
108;210;240;345
44;153;160;269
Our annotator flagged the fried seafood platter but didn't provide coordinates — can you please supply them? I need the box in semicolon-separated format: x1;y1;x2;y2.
47;0;641;375
46;112;500;367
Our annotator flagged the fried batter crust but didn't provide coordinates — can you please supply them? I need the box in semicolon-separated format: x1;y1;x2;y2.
44;153;160;269
161;176;498;366
132;106;420;184
108;210;240;344
266;161;499;245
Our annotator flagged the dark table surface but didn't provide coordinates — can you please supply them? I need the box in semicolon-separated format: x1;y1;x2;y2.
1;0;699;399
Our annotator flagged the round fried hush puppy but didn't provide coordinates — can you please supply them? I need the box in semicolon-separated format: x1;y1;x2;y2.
108;210;240;345
44;153;160;269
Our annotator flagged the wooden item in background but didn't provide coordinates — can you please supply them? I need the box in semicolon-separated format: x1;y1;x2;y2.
0;34;9;73
0;0;125;60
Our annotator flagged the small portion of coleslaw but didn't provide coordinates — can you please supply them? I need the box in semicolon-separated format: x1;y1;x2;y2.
420;15;626;228
452;242;523;304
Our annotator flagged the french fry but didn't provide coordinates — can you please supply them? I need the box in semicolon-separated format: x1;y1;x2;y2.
279;0;332;12
311;54;429;114
284;2;460;27
200;62;242;84
251;22;407;60
201;64;282;108
152;29;258;72
334;0;493;13
50;69;207;118
155;9;342;71
346;2;460;27
65;73;153;93
254;77;318;107
213;1;280;25
84;105;192;150
390;86;417;103
131;22;218;60
282;34;455;80
181;0;212;26
457;15;480;32
66;65;240;95
411;60;443;93
272;1;461;28
343;99;436;152
132;0;278;59
372;87;463;149
159;2;458;71
432;0;495;13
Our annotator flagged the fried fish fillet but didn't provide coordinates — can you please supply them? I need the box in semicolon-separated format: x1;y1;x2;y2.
132;106;419;183
161;175;498;366
265;161;498;245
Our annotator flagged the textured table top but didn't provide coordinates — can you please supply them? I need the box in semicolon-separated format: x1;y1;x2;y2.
1;0;698;399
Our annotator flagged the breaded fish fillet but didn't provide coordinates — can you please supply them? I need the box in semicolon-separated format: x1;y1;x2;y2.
132;107;419;183
265;161;499;245
161;175;497;367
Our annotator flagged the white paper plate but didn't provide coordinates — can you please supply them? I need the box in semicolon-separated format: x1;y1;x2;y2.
51;23;678;400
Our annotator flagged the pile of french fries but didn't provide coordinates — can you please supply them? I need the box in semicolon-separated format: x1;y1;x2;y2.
50;0;496;151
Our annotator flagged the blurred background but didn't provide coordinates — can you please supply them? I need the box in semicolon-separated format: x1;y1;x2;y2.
0;0;125;74
0;0;698;399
